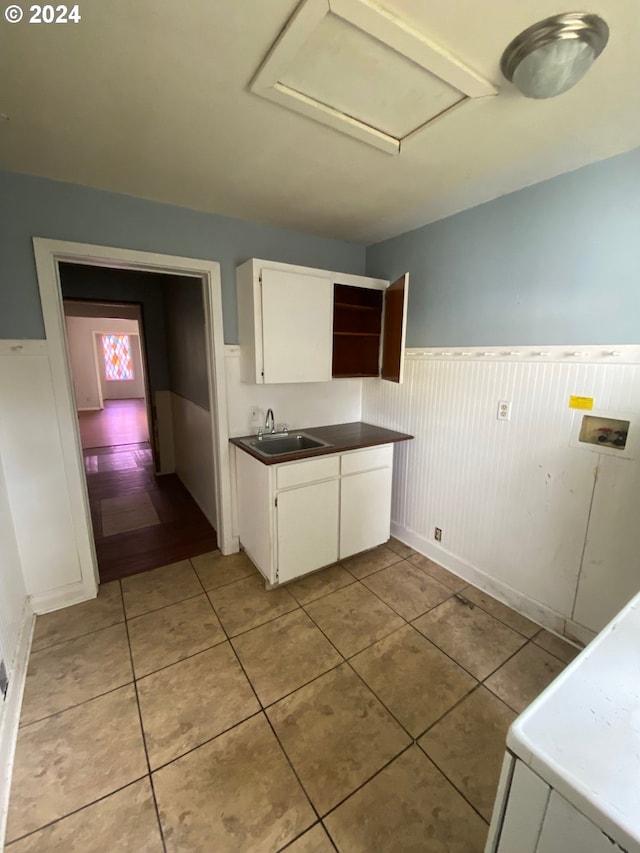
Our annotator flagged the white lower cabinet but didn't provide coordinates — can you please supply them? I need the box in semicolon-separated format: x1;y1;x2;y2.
276;479;339;583
340;467;392;560
235;443;393;584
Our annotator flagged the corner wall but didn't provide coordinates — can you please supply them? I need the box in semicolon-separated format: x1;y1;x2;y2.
366;148;640;347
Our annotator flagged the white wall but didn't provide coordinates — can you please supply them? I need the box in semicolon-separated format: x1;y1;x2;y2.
65;316;145;409
363;346;640;642
225;345;363;437
171;393;216;528
0;342;85;602
0;447;29;689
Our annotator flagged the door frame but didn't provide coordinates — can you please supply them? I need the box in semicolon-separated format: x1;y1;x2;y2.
33;238;236;600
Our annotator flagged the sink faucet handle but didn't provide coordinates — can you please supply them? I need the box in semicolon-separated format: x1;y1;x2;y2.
279;424;288;434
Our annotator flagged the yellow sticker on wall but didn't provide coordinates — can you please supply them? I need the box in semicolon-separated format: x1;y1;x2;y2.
569;395;594;410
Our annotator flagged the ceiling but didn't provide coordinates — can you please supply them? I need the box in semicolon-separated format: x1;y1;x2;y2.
1;0;638;243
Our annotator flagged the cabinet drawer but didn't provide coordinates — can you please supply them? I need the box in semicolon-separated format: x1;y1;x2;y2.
276;455;340;489
341;444;393;475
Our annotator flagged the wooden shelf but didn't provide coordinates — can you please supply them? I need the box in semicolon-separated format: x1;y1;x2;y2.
333;331;380;337
332;282;382;378
332;372;378;378
334;302;380;311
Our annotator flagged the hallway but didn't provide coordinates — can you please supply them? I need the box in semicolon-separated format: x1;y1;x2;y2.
78;399;149;449
79;400;217;582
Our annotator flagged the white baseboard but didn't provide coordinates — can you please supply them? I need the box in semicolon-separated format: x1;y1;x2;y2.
76;406;101;412
391;522;569;636
0;603;35;848
29;579;96;616
563;618;596;646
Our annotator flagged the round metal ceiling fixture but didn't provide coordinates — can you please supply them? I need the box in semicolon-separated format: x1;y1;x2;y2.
501;12;609;99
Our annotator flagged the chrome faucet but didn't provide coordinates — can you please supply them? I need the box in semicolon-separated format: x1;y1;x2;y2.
264;408;275;434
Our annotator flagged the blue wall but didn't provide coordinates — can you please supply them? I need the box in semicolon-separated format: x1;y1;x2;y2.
0;171;365;342
366;148;640;346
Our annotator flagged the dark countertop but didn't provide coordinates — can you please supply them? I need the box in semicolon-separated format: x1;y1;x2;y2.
230;421;413;465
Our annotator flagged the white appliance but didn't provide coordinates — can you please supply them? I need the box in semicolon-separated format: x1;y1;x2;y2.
486;590;640;853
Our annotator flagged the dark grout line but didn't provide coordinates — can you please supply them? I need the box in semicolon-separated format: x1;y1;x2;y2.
26;615;127;656
4;775;150;847
122;609;168;853
416;745;490;828
18;678;137;731
318;741;415;821
148;709;264;774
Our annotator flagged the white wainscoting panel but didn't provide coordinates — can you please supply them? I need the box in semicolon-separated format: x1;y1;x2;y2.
171;392;216;529
0;452;28;692
225;346;362;437
0;418;33;848
362;348;640;635
0;343;83;597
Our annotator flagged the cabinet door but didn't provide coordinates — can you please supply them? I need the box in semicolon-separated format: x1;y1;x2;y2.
340;467;392;560
536;792;619;853
261;268;332;383
276;479;339;583
381;273;409;383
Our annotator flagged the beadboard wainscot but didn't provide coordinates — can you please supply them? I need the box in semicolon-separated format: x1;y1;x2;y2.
0;346;34;847
362;345;640;643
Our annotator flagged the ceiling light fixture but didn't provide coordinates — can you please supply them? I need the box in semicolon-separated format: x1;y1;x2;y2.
501;12;609;99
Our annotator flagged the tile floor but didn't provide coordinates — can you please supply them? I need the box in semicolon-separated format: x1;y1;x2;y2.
6;541;580;852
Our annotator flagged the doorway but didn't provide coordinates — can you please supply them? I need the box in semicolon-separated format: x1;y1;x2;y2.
33;239;235;607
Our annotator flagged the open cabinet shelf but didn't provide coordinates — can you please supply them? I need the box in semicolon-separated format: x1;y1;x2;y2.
332;284;383;377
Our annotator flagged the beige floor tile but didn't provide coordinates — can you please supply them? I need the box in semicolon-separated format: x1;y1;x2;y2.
101;492;160;536
267;665;410;815
137;642;260;768
6;779;163;853
413;596;526;680
207;573;298;637
342;544;403;579
363;560;452;620
485;643;566;713
31;581;123;651
154;715;314;853
410;554;467;592
462;587;539;637
419;686;516;821
286;825;335;853
287;563;355;605
305;583;404;658
191;549;258;590
386;537;418;559
20;624;132;726
232;610;341;706
6;685;147;842
128;594;225;677
121;560;202;618
533;629;581;664
325;747;487;852
350;625;476;737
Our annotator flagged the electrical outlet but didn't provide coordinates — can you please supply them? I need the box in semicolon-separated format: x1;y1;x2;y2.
434;527;442;542
248;406;261;430
497;400;512;421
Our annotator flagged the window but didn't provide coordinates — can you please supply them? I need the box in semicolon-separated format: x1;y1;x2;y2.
101;334;133;381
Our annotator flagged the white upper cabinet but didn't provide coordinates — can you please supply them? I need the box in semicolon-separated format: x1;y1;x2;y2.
237;259;408;384
237;260;333;383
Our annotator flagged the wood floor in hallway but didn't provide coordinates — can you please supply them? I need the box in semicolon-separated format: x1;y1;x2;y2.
78;398;149;449
85;444;218;583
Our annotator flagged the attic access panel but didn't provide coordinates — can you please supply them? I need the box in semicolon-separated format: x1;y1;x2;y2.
250;0;497;154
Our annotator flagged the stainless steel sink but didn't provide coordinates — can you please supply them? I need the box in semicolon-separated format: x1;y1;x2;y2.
240;432;331;457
